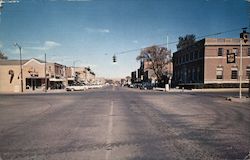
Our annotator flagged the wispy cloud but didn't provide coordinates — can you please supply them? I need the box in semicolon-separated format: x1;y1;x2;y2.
132;40;139;44
245;0;250;2
44;41;61;49
0;42;3;48
25;41;61;51
85;27;110;33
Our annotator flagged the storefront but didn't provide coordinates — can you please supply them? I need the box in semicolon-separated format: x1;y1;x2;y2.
49;78;65;89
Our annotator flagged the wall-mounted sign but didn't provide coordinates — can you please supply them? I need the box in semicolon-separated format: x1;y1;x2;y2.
8;70;14;83
227;53;235;64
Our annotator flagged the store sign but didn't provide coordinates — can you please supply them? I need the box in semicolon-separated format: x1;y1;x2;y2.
8;70;14;83
227;53;235;63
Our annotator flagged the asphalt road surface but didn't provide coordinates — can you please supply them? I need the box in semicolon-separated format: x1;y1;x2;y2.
0;86;249;160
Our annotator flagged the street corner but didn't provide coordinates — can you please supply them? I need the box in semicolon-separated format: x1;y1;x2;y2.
225;96;250;103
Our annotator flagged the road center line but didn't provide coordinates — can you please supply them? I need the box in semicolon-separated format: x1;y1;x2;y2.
105;100;114;160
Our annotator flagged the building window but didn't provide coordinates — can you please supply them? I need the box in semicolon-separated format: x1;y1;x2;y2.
233;48;238;56
216;67;223;79
199;50;203;58
248;48;250;56
190;52;193;60
197;67;200;81
192;68;195;81
218;48;223;56
246;66;250;79
231;69;238;79
186;54;189;62
194;51;198;59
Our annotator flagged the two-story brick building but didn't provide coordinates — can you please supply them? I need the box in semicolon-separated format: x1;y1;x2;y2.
173;38;250;88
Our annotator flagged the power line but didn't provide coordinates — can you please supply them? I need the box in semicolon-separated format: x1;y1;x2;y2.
116;27;247;55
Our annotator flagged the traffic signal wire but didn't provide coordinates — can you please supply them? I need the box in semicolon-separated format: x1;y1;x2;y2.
115;27;248;56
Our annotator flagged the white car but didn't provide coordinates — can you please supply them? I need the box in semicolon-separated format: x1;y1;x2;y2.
66;83;88;91
87;84;103;89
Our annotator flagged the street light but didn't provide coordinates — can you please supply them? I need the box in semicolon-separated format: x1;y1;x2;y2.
44;53;47;92
239;28;249;99
14;43;23;92
73;60;81;81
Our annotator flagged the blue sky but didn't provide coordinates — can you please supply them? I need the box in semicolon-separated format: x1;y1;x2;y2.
0;0;249;78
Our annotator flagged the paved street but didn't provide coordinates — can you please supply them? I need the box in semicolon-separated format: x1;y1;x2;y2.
0;86;249;160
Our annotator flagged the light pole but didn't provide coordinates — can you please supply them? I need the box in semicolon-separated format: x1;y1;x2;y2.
44;53;47;92
239;28;249;99
14;43;23;92
239;38;243;99
73;60;80;81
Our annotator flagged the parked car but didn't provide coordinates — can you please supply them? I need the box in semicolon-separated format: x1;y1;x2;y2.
86;84;103;89
66;83;88;91
140;82;154;90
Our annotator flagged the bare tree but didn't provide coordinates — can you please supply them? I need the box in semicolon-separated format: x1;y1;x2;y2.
136;45;171;83
0;50;8;59
177;34;196;50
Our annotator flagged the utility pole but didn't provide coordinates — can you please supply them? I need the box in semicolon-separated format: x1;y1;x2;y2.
239;27;249;99
44;53;47;92
14;43;23;92
239;38;243;99
166;34;169;49
73;60;80;82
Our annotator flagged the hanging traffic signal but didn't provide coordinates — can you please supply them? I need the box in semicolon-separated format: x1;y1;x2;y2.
240;28;249;43
112;55;117;63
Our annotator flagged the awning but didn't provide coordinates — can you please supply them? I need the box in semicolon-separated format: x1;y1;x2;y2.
67;78;74;81
49;78;64;82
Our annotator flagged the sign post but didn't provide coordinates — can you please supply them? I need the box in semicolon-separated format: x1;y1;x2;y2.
239;28;249;99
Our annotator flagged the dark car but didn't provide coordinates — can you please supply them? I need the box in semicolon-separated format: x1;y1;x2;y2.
140;82;154;90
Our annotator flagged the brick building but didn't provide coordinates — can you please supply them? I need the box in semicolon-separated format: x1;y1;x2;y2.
138;60;173;85
74;67;96;84
173;38;250;88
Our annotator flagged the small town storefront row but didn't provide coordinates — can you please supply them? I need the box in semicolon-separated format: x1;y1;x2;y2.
0;58;67;93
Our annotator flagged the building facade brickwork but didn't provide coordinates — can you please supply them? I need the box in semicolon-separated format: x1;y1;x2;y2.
173;38;250;88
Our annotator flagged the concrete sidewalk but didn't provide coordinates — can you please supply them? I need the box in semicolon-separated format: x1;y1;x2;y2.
225;96;250;103
0;89;66;95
